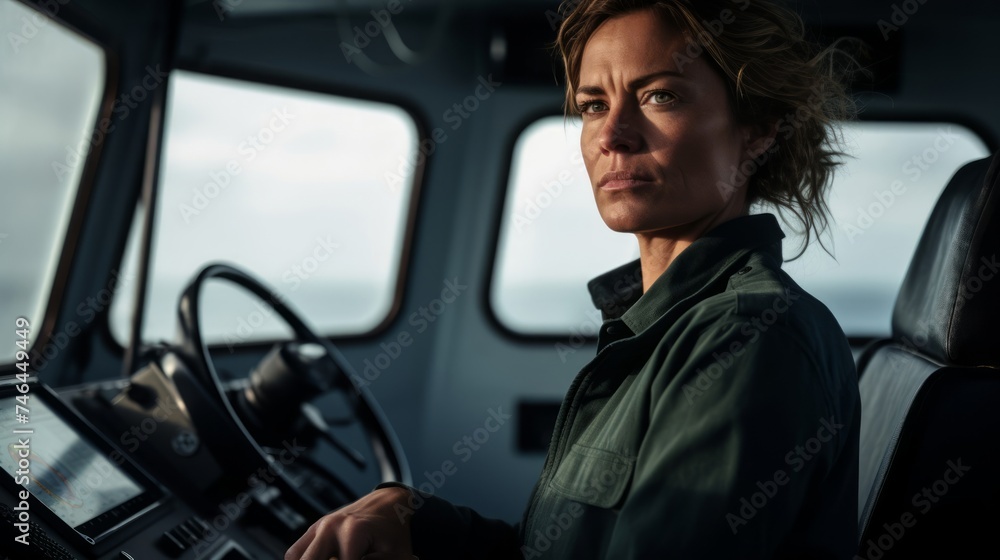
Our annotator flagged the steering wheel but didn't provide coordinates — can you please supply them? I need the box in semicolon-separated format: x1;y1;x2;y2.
169;262;410;520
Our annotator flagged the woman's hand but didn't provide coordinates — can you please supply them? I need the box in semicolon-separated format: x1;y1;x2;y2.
284;486;418;560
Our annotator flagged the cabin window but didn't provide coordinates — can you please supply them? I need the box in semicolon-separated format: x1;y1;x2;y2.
110;71;419;347
0;0;105;362
490;117;989;338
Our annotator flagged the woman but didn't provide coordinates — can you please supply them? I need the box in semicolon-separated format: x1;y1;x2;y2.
287;0;860;558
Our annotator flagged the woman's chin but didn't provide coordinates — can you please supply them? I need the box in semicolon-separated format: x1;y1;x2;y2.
598;214;645;234
597;205;663;234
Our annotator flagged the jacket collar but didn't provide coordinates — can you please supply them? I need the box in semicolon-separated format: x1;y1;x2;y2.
587;214;785;336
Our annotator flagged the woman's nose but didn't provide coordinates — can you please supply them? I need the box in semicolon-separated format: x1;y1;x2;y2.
598;108;641;153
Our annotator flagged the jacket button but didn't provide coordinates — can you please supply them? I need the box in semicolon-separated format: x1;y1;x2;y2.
737;266;752;275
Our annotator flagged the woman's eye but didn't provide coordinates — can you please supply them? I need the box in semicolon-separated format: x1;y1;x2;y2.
648;91;677;104
577;100;606;114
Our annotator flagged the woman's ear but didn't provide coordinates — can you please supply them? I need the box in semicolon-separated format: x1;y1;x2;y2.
743;120;779;160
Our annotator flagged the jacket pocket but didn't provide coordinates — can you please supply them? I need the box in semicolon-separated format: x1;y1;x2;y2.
549;443;635;509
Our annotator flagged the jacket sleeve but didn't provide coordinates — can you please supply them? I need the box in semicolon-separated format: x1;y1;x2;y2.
604;319;853;558
374;481;522;559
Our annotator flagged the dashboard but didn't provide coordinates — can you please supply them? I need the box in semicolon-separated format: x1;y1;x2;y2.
0;374;323;560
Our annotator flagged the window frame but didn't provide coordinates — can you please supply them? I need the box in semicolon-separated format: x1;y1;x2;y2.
103;65;431;356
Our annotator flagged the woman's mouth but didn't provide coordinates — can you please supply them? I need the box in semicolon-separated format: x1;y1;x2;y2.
598;170;655;191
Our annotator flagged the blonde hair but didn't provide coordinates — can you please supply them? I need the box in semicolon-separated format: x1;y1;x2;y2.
556;0;861;258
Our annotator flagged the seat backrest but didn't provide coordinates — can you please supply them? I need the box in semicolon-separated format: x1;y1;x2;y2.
857;152;1000;559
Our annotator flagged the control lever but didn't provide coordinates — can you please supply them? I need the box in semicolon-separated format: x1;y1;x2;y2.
300;402;366;469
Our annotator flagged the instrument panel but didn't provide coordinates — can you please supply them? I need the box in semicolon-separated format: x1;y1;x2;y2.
0;378;293;560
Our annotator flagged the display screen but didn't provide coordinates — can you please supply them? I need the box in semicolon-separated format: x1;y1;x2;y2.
0;396;145;529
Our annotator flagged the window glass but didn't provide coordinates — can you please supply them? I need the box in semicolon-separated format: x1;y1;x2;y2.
491;117;990;337
110;71;419;346
0;0;105;362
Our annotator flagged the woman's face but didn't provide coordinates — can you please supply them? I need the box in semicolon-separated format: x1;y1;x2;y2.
577;9;763;237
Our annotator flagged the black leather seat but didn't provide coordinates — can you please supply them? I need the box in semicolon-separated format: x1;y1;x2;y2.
857;151;1000;558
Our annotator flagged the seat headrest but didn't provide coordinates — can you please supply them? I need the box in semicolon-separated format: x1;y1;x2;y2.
892;151;1000;368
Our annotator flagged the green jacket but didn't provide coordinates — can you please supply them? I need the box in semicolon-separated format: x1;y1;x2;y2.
394;214;860;559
